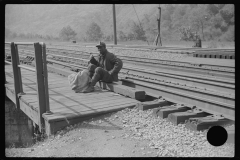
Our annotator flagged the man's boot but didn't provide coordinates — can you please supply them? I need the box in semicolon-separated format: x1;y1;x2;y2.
82;73;100;93
82;82;94;93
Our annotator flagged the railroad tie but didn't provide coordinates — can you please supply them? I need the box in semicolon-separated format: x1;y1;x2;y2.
152;104;191;119
97;81;146;100
185;115;234;131
167;108;211;125
136;98;172;111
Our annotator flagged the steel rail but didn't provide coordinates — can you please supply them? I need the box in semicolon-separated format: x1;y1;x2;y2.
44;49;235;81
7;49;233;83
124;76;234;104
124;65;234;85
17;54;234;121
5;50;83;69
45;47;235;72
43;58;235;121
46;43;235;52
12;47;235;72
121;66;234;94
5;49;234;94
6;48;234;120
6;48;235;82
5;42;35;45
121;78;234;121
46;44;235;57
122;59;234;80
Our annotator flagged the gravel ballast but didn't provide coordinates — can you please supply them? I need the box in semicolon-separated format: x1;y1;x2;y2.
118;107;234;157
47;45;190;61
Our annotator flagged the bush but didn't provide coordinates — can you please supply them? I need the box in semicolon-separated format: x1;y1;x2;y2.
59;26;77;41
206;40;218;48
86;22;103;41
220;25;234;41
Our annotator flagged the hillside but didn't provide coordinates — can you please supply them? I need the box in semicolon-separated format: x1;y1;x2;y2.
5;4;234;42
5;4;158;38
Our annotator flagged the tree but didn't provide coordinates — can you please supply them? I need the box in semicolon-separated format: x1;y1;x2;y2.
220;4;234;25
86;22;103;41
59;25;77;41
221;25;234;41
171;5;189;29
130;22;147;41
179;26;196;41
117;31;127;41
127;32;135;41
188;4;209;41
207;4;219;16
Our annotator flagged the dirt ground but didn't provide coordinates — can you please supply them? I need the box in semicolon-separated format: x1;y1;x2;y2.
5;106;235;157
5;110;160;157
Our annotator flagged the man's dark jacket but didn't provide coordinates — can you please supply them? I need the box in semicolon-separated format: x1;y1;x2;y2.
89;51;123;81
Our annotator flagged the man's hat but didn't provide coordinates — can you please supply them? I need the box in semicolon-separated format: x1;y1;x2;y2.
96;41;106;48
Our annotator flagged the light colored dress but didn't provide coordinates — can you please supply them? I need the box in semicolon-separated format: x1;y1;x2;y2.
68;69;91;93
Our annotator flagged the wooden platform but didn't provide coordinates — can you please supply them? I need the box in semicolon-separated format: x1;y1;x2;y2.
5;64;140;135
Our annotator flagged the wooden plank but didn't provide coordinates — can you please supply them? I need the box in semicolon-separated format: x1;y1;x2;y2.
47;82;71;89
47;92;123;101
20;95;38;104
42;43;50;113
98;81;146;100
48;93;123;102
48;86;73;92
34;42;46;130
31;95;136;112
48;88;106;96
5;70;34;76
6;84;38;100
10;42;23;109
19;99;39;125
47;64;75;77
49;96;132;109
136;99;173;110
43;101;138;122
50;99;138;114
5;87;16;104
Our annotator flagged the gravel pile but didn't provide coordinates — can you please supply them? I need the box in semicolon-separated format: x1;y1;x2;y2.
48;46;190;61
109;48;189;61
118;107;234;157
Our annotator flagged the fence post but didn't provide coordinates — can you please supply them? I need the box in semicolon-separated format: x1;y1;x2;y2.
41;43;50;113
10;42;23;109
15;45;23;92
34;42;46;131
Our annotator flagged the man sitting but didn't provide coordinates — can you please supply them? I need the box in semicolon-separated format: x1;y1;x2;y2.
82;42;123;93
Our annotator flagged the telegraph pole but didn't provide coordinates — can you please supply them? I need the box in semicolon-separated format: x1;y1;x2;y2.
157;5;162;46
113;4;117;45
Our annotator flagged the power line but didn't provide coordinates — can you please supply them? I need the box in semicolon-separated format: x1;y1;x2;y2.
132;4;149;45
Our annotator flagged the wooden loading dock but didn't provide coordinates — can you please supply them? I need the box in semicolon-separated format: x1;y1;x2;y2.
5;42;144;135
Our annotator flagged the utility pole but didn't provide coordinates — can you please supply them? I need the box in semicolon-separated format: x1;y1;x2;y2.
153;5;162;46
113;4;117;45
157;5;162;46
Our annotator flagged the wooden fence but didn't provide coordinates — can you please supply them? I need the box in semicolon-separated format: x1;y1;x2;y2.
5;42;50;131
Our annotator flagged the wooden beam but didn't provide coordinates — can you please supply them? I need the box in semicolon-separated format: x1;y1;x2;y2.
10;42;23;109
41;43;50;113
34;42;46;131
97;81;146;100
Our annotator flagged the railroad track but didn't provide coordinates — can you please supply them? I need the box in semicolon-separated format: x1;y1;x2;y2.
46;47;234;79
5;47;235;125
5;48;235;94
7;46;235;81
